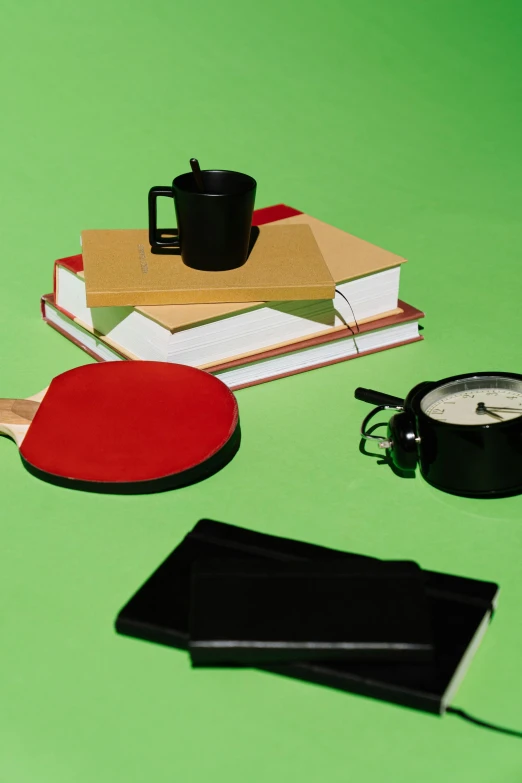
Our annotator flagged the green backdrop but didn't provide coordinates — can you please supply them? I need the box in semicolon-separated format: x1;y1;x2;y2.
1;0;522;779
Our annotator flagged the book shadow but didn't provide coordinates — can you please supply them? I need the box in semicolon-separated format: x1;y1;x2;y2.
269;296;359;329
91;304;134;335
268;298;338;327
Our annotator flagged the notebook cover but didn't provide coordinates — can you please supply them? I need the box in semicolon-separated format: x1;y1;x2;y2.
188;559;434;664
41;294;423;390
56;203;406;330
82;223;336;307
115;519;499;715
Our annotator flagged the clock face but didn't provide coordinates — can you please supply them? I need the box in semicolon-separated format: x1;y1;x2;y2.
420;375;522;425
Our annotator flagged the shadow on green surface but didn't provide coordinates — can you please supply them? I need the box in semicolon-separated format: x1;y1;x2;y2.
358;422;416;481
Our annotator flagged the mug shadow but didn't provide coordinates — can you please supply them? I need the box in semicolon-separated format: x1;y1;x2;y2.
246;225;260;258
151;228;181;255
150;225;260;261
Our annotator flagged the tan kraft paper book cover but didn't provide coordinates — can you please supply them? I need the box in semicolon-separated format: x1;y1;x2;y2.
132;212;407;331
82;224;336;307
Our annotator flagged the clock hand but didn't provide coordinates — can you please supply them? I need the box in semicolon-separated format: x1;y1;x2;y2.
476;402;504;421
483;409;504;421
476;406;522;413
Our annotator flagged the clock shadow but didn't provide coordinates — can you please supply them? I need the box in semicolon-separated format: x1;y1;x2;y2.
358;422;416;480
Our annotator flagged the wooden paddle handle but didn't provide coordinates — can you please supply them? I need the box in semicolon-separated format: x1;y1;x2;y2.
0;399;40;446
0;399;39;423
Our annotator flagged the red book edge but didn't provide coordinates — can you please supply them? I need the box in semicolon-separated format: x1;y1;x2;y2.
40;294;129;363
228;336;423;392
41;293;423;391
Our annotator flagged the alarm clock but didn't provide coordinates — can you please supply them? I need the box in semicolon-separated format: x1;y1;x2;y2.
355;372;522;497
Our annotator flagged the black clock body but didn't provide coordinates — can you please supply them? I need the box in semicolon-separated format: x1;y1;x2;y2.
387;372;522;498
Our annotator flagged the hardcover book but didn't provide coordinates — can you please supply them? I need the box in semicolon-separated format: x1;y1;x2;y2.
44;204;421;388
115;519;499;715
81;223;336;306
55;206;406;359
41;294;424;391
188;559;434;665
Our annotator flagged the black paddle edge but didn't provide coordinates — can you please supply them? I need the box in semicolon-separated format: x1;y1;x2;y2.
20;422;241;495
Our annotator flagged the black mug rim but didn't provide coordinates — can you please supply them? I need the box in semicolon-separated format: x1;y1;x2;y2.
173;169;256;197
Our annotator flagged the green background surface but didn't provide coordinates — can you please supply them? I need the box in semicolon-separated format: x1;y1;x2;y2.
1;0;522;779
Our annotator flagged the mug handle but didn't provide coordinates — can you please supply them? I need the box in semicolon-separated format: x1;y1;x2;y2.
148;186;180;249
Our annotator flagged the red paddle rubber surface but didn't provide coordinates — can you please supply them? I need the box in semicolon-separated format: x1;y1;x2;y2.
20;362;240;492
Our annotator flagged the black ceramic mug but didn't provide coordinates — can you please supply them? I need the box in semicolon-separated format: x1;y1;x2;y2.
148;169;257;271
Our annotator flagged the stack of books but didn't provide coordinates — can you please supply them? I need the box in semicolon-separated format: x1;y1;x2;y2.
116;519;499;716
41;204;424;390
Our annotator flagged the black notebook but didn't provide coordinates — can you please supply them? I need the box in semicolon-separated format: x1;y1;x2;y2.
189;559;434;665
115;519;499;715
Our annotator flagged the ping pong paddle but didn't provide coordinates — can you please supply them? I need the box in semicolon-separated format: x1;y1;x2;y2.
0;362;240;493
